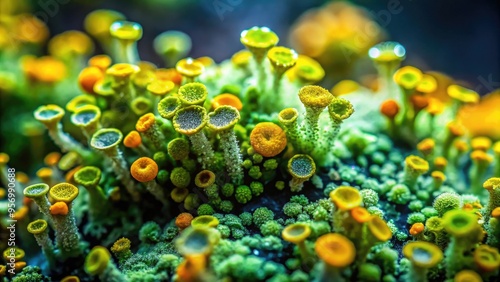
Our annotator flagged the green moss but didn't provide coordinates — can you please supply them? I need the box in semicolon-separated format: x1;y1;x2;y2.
249;165;262;179
260;220;283;236
421;207;438;218
219;200;234;213
407;212;425;224
387;184;411;204
252;153;263;164
139;221;161;244
156;169;169;184
290;195;309;206
360;188;379;207
250;181;264;196
243;159;253;169
283;202;303;218
197;203;215;215
374;247;399;274
170;167;191;188
235;185;252;204
433;192;460;217
217;224;231;238
239;212;253;226
253;207;274;226
312;206;329;221
12;266;51;282
153;151;168;168
263;159;278;170
221;183;234;197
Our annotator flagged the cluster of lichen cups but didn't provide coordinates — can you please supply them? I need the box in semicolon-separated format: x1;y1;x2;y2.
1;4;500;282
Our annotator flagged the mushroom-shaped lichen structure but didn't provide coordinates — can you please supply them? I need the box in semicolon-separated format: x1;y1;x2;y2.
123;130;150;156
298;85;334;147
282;223;312;266
66;94;97;112
267;46;298;94
207;105;243;184
148;78;174;97
84;10;125;52
278;108;300;151
403;155;429;191
171;187;189;203
70;105;101;140
483;178;500;222
130;157;168;206
403;241;443;282
250;122;287;158
109;20;142;64
2;247;24;263
178;82;208;106
369;41;406;67
394;66;423;92
194;170;216;189
175;226;221;281
442;209;483;278
91;128;140;201
240;26;279;92
315;233;356;282
158;96;182;120
167;138;190;161
191;215;219;228
470;150;494;196
27;219;56;268
447;84;480;115
172;106;214;169
240;26;279;63
23;183;51;218
368;41;406;96
327;97;354;141
136;113;164;150
153;30;192;67
85;246;127;281
110;237;133;264
288;55;325;85
473;244;500;273
355;215;393;263
330;186;362;211
176;57;205;82
48;183;84;258
106;63;140;92
74;166;108;220
393;66;423;124
211;94;243;111
130;96;152;116
453;270;483;282
34;104;90;158
287;154;316;192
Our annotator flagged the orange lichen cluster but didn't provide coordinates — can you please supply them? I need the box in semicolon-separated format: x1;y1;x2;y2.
50;201;69;216
250;122;287;157
78;66;105;94
136;113;156;132
22;56;67;83
211;94;243;111
130;157;159;182
380;99;400;119
175;213;194;230
123;131;143;148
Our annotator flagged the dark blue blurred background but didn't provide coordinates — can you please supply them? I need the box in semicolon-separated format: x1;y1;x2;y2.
36;0;499;94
